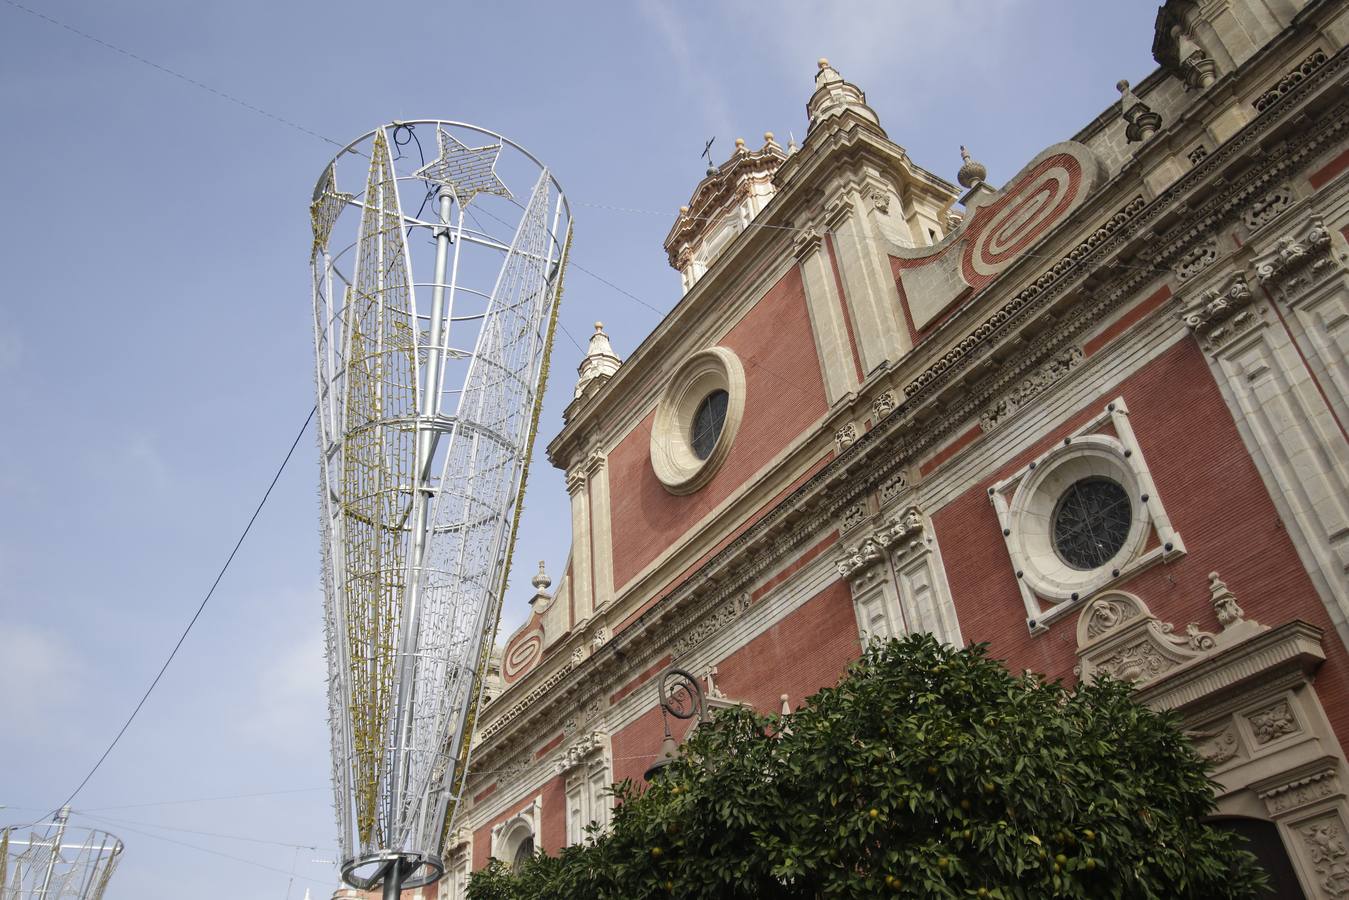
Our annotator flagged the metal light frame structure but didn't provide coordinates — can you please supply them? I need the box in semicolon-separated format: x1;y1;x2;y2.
310;121;572;893
0;807;123;899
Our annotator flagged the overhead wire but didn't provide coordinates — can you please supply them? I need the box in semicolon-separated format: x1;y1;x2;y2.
79;786;329;813
76;813;334;887
58;405;317;810
77;810;333;853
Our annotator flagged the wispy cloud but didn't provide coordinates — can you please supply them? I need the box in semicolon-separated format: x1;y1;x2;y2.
637;0;736;140
721;0;1017;116
0;622;86;739
239;624;327;759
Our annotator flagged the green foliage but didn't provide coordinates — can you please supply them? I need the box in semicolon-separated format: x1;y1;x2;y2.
467;634;1266;899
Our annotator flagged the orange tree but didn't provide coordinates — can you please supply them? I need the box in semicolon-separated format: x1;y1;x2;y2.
467;634;1264;899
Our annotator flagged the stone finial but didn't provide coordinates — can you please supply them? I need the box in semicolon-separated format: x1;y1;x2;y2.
1117;79;1163;143
806;58;883;134
528;560;553;607
575;321;623;398
957;145;988;189
780;694;791;715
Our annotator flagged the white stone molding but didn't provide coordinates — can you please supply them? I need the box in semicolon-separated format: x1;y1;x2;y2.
566;464;594;624
1186;247;1349;648
440;830;473;900
490;795;542;864
649;347;747;495
1074;577;1264;687
979;346;1084;432
990;398;1185;632
556;730;612;847
835;506;961;646
585;450;616;611
794;226;859;404
824;187;911;370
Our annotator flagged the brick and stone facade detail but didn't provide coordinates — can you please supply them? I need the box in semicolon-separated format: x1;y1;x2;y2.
450;6;1349;897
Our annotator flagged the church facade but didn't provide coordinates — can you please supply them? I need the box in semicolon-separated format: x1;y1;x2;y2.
438;1;1349;896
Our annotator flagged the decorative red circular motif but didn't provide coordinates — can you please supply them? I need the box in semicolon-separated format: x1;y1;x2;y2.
961;154;1082;289
502;629;543;682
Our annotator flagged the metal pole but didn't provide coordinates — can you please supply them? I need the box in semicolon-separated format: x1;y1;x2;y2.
382;858;404;900
38;805;71;898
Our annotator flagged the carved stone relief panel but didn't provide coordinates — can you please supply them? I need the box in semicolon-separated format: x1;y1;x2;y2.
1248;698;1301;746
1261;769;1343;818
1074;578;1264;688
1175;236;1219;281
1299;812;1349;898
1186;719;1243;769
979;346;1083;432
1242;183;1296;232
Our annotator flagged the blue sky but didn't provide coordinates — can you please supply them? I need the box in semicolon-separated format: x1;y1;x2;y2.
0;2;1158;896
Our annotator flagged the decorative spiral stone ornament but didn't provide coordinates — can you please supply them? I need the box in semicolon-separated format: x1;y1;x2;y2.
961;151;1085;287
502;629;544;683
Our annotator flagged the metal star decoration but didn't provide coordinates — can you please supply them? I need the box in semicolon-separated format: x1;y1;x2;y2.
413;127;513;207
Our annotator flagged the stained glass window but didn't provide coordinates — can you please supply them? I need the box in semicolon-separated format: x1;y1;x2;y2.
691;389;729;461
1051;477;1132;570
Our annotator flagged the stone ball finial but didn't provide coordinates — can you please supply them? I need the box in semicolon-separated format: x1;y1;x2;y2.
764;131;774;142
956;144;987;189
734;137;746;150
594;321;604;332
531;560;551;591
818;57;829;69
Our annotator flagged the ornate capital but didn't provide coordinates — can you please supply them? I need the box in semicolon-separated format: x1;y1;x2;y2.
792;225;824;261
1254;215;1338;303
555;730;609;776
835;506;925;578
584;449;607;475
1179;273;1260;351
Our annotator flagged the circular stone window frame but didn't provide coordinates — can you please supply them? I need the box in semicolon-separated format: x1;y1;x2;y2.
1006;435;1151;603
650;347;746;495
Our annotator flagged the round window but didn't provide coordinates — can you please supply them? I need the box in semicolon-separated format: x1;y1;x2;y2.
690;389;729;460
1051;477;1132;570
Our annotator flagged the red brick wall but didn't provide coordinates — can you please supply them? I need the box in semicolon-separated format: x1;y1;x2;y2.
607;265;829;591
932;337;1349;744
470;773;566;870
714;578;861;713
608;579;861;787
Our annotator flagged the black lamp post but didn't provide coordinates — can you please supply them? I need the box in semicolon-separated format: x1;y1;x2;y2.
644;667;708;782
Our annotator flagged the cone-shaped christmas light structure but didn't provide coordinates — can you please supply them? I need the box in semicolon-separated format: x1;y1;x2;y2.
310;121;571;892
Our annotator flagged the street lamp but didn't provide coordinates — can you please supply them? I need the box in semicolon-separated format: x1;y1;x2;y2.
644;668;709;783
